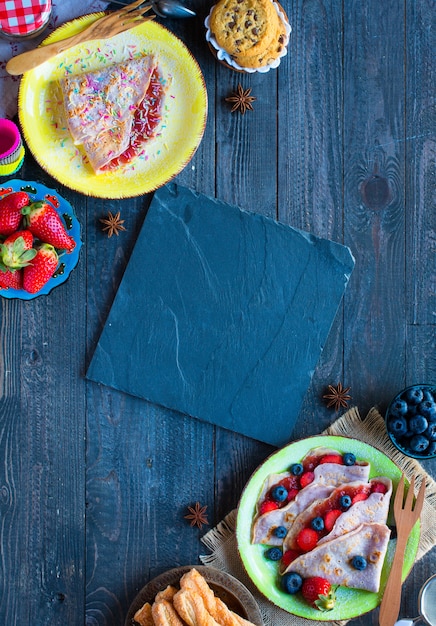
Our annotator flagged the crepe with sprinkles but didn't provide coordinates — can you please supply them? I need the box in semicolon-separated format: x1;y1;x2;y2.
59;55;157;172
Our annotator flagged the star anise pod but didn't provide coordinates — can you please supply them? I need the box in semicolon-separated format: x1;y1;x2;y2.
323;382;352;411
184;502;209;529
225;84;256;114
100;211;126;237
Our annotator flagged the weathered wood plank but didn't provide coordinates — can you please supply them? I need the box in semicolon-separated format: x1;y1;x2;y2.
277;0;345;437
342;1;407;423
0;160;87;624
405;1;435;328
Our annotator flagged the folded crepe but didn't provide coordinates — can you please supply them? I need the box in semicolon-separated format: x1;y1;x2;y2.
252;448;371;545
285;522;391;593
282;477;392;552
99;67;172;172
59;56;157;172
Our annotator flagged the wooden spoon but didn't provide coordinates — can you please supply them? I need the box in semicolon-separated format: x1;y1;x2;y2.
6;0;154;76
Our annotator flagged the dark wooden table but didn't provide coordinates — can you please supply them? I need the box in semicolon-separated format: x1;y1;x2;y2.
1;1;434;624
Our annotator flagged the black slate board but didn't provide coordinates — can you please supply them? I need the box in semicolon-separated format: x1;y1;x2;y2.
86;184;355;446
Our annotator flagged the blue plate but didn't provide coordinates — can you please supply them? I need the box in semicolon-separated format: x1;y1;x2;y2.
0;179;82;299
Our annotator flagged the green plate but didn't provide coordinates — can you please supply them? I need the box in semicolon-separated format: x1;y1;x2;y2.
236;435;420;621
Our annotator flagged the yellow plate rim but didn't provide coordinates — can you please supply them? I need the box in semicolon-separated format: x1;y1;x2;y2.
18;14;208;199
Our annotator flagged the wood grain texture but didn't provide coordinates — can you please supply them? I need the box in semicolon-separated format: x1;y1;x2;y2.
342;0;407;420
0;1;434;625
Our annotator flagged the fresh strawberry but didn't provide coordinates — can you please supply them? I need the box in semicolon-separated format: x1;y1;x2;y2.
286;487;300;501
324;509;342;532
299;471;315;488
281;549;301;568
0;191;29;236
351;492;369;504
296;528;318;552
301;577;336;611
319;453;344;465
0;267;22;290
0;230;36;270
22;244;58;294
259;500;279;515
22;201;75;252
371;481;388;494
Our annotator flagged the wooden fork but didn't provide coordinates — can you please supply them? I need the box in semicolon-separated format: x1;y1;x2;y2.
6;0;154;76
379;474;426;626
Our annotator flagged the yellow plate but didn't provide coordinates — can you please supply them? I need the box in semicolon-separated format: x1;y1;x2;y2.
19;15;208;198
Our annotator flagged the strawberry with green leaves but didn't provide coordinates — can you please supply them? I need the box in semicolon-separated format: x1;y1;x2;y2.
0;230;37;269
23;244;59;294
22;200;75;252
0;230;37;291
301;576;336;611
0;191;29;236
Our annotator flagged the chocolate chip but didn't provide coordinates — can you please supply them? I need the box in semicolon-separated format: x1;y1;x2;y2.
245;20;252;27
252;27;258;35
228;21;236;28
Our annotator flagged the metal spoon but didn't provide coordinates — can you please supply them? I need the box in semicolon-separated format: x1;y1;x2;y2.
395;575;436;626
109;0;196;18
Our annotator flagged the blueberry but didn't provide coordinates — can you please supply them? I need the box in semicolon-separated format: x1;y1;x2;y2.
310;516;325;531
409;434;429;453
409;414;428;434
351;555;367;570
290;463;303;476
265;547;283;561
427;441;436;456
271;485;288;502
340;495;352;509
406;405;419;417
419;400;436;422
404;387;424;404
388;416;408;436
274;525;287;538
282;572;303;594
343;452;356;466
424;423;436;441
390;398;408;416
422;389;435;402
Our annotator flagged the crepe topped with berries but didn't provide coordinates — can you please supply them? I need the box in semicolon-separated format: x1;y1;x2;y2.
59;56;157;172
286;522;391;593
282;476;392;552
252;448;371;545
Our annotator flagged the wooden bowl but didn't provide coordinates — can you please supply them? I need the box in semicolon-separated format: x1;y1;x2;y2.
125;565;263;625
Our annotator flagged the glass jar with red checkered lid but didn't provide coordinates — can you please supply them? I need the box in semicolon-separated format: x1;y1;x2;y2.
0;0;52;40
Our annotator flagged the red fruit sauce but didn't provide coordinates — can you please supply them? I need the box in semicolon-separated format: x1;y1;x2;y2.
101;69;166;171
258;452;352;512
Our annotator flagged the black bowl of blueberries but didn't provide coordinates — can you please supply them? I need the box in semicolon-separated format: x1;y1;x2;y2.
385;384;436;459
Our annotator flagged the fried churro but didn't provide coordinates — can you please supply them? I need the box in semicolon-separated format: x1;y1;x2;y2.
152;598;187;626
134;601;154;626
132;568;258;626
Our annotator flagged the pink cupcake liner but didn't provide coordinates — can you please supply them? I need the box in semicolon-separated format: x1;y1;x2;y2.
0;119;23;164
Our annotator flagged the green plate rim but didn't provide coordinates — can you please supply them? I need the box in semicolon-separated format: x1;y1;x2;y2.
236;434;421;621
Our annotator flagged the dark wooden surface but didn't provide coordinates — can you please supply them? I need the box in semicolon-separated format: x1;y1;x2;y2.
1;1;435;624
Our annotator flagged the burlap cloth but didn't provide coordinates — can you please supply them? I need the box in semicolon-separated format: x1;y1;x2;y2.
199;407;436;626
